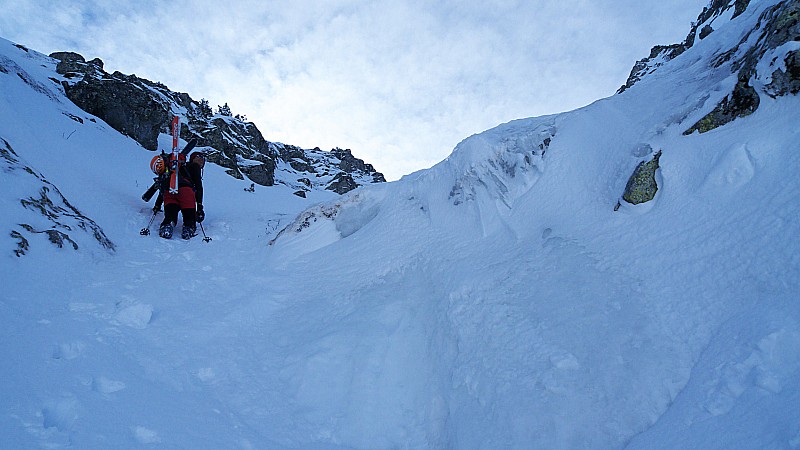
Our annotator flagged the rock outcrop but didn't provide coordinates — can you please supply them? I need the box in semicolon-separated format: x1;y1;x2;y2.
683;77;760;135
1;137;115;256
619;150;662;207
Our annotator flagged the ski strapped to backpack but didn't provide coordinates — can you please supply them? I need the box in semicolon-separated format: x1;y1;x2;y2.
141;137;197;202
169;115;181;194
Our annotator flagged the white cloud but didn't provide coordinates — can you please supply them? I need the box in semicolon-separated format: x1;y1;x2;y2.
0;0;708;180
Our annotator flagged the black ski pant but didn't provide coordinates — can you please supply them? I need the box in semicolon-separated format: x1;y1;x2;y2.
161;203;196;229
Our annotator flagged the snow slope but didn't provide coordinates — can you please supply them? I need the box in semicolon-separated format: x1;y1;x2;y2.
2;0;800;448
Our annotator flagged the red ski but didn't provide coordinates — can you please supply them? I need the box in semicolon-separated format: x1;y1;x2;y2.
168;115;181;194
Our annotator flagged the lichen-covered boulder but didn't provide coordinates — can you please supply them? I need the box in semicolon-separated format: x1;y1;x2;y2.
621;150;662;206
684;78;759;135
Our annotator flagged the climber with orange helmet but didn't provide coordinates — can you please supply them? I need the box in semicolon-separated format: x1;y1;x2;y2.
156;151;205;239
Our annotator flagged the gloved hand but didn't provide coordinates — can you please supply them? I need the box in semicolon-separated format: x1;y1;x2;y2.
152;204;161;213
196;204;205;223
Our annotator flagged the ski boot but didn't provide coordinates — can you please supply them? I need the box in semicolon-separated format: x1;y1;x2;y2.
158;223;173;239
181;225;197;240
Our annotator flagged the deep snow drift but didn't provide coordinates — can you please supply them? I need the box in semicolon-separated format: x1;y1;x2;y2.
2;0;800;448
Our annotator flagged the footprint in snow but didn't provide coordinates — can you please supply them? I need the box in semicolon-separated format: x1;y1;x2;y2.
52;341;86;360
700;143;755;195
703;329;800;416
92;376;126;395
114;303;154;329
550;352;581;370
41;395;80;431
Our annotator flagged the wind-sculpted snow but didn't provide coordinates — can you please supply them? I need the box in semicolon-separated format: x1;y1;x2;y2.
269;188;388;259
444;117;556;209
270;117;557;252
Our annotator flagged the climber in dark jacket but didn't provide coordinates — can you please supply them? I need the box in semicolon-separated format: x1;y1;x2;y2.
158;151;205;239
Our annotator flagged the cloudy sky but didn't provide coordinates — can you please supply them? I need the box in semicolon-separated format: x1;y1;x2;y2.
1;0;707;180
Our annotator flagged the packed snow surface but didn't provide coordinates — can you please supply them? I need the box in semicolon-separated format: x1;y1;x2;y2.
1;1;799;448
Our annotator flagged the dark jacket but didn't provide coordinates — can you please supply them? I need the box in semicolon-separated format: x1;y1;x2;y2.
181;161;203;204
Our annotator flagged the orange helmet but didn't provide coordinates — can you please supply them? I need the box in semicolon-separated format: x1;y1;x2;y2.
150;155;166;175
